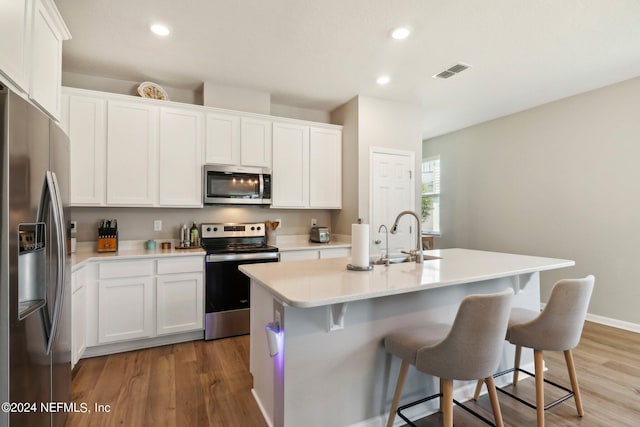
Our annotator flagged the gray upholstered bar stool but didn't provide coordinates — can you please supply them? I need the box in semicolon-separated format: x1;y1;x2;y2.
473;275;595;427
384;288;514;427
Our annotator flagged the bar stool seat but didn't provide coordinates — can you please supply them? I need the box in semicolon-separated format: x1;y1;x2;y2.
384;288;514;427
474;275;595;427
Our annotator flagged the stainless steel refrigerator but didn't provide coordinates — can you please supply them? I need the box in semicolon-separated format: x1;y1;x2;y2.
0;88;71;427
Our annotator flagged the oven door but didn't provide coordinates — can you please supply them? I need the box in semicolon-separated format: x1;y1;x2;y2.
203;164;271;205
205;252;279;340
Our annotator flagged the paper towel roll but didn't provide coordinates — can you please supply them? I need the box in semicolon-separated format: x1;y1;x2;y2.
351;223;370;268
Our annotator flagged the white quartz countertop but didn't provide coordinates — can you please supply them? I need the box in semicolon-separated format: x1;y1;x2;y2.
71;241;204;271
239;248;575;308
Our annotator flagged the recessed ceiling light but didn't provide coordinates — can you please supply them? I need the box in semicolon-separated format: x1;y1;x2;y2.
391;27;410;40
150;23;170;36
376;75;390;85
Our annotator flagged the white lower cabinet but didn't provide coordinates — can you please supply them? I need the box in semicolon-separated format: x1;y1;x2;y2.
82;255;204;355
280;247;351;262
156;273;203;335
98;276;155;344
71;266;87;369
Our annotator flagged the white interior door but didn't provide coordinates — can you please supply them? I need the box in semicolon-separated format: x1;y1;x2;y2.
370;149;415;256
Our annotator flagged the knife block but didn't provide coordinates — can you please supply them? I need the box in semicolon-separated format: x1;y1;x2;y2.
97;237;118;252
97;227;118;253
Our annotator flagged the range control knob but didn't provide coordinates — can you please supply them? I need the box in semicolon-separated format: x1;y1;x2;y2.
256;226;261;231
213;227;218;232
206;227;212;232
250;226;255;231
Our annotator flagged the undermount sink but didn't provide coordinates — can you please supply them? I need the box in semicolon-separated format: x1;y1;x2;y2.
370;256;410;265
369;254;441;265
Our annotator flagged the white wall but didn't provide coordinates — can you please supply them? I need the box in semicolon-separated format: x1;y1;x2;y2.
423;75;640;326
330;96;423;235
203;82;270;114
62;71;202;104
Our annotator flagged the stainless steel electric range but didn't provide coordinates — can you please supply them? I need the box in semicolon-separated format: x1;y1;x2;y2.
201;222;279;340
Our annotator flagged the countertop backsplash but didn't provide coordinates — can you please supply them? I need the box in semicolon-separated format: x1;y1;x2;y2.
70;206;334;242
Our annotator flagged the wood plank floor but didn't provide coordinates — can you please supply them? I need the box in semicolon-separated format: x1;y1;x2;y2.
65;321;639;427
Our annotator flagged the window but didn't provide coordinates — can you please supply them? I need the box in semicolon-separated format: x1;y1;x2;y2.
421;156;440;234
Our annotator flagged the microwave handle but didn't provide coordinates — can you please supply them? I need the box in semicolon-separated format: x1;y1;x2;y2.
259;174;265;200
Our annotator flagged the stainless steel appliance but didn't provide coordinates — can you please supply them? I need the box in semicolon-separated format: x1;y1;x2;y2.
203;164;272;205
202;223;279;340
0;89;71;427
310;226;330;243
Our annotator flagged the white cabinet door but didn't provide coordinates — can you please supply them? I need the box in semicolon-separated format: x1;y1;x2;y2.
0;0;30;91
205;112;240;165
71;267;88;368
159;107;204;207
309;127;342;209
106;101;158;206
98;276;155;344
241;117;272;167
319;248;351;259
272;122;309;208
156;273;204;335
71;284;86;368
29;0;68;120
65;94;107;206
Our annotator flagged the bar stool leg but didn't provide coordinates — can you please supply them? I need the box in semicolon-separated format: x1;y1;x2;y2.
534;349;545;427
386;360;409;427
473;378;483;400
513;345;522;385
564;349;584;416
485;376;505;427
441;378;454;427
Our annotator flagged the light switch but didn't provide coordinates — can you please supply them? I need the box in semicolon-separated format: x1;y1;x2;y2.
154;220;162;231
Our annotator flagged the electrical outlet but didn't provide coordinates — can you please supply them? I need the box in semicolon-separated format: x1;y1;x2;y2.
311;218;317;227
70;221;77;234
154;220;162;231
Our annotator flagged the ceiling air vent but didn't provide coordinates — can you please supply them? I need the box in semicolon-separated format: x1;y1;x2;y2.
433;63;471;79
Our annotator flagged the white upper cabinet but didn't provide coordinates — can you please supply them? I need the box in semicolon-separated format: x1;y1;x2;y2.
28;0;70;120
309;127;342;209
205;113;272;168
0;0;31;91
0;0;70;120
272;122;309;208
272;122;342;209
205;112;240;165
106;101;158;206
159;107;204;207
241;117;272;167
62;93;107;205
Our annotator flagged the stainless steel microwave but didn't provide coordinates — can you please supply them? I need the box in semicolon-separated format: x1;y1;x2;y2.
203;164;272;205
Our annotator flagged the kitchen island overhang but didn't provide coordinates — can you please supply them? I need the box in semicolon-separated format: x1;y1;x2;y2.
240;248;575;427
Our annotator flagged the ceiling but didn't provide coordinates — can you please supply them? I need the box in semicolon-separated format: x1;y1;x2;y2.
55;0;640;139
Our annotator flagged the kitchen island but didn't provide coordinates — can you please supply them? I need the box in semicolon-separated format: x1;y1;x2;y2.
240;248;574;427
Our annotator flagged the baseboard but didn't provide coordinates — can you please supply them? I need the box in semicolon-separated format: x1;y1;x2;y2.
251;389;274;427
540;303;640;333
585;313;640;333
81;330;204;358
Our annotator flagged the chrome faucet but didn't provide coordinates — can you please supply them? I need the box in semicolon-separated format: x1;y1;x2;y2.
377;224;390;266
390;210;423;264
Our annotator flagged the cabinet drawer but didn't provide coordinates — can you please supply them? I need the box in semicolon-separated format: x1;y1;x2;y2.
157;256;204;275
99;259;155;279
320;248;351;259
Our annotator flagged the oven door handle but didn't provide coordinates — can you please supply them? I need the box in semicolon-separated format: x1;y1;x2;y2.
206;252;280;263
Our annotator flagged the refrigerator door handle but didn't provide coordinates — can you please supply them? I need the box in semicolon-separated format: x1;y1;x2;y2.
36;171;67;355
